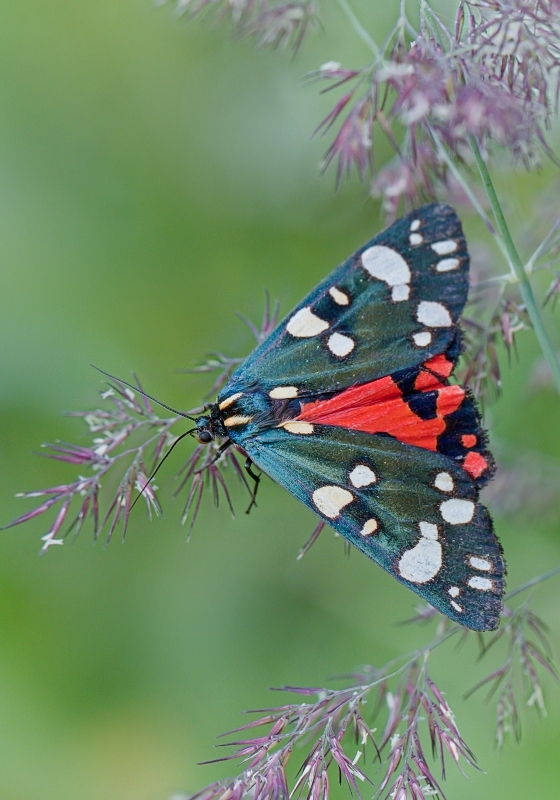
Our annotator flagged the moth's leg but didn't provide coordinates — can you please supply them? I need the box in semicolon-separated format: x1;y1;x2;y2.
210;438;233;465
244;458;261;514
194;439;232;473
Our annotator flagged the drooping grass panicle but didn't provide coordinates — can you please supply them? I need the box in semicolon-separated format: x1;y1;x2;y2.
2;375;181;552
2;300;277;553
188;652;472;800
314;1;560;198
187;570;560;800
188;657;478;800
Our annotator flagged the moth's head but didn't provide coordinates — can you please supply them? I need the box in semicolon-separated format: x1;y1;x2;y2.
193;416;214;444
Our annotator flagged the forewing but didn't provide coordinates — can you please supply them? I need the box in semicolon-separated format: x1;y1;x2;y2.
243;426;504;631
221;204;469;400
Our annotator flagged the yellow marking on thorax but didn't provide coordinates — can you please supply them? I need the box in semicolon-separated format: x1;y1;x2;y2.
219;392;243;411
224;415;253;427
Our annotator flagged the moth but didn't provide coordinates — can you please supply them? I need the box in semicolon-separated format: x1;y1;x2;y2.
193;204;505;630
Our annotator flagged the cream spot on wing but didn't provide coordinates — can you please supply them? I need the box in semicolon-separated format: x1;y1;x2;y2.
434;472;454;492
417;300;452;327
361;519;378;536
361;245;411;286
224;415;253;427
431;239;458;255
329;286;350;305
219;392;243;410
410;219;421;231
391;284;410;302
287;307;329;338
409;233;423;246
419;521;438;540
269;386;298;399
398;538;442;583
469;556;492;571
436;257;460;272
312;485;354;519
468;576;493;591
412;331;432;347
327;332;355;357
349;465;377;487
440;498;475;524
448;586;460;598
451;601;463;612
279;421;314;435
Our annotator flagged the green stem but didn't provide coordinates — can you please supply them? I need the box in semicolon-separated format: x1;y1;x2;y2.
505;565;560;602
430;127;496;236
469;135;560;394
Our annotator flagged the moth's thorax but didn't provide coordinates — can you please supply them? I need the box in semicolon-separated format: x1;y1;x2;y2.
215;387;299;441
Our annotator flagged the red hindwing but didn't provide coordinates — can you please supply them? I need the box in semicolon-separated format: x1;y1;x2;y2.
296;356;490;480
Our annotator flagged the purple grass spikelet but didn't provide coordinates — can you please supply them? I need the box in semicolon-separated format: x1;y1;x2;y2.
3;300;279;552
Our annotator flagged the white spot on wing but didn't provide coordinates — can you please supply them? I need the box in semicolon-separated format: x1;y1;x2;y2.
361;245;411;286
279;421;314;435
349;465;377;487
410;219;421;231
287;307;329;338
412;331;432;347
391;284;409;302
269;386;298;399
436;257;460;272
469;556;492;571
431;240;458;255
409;233;423;245
451;601;463;612
448;586;460;598
224;415;253;427
434;472;454;492
440;498;475;524
417;300;452;327
361;519;378;536
398;538;442;583
219;392;243;410
419;521;438;540
468;576;493;591
328;333;355;357
329;286;349;305
312;485;353;519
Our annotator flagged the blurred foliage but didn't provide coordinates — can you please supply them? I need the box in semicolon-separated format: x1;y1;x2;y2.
0;1;559;799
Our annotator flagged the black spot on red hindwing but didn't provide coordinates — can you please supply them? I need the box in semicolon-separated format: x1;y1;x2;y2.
407;392;438;420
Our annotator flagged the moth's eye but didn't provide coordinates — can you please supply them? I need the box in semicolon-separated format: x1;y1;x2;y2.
197;430;213;444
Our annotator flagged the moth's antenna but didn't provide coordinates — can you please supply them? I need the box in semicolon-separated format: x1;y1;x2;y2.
91;365;197;420
130;427;197;513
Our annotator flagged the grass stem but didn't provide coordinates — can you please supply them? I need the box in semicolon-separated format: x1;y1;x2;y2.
469;135;560;394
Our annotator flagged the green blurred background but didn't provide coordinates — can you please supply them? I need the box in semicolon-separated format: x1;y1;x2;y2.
0;2;559;799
